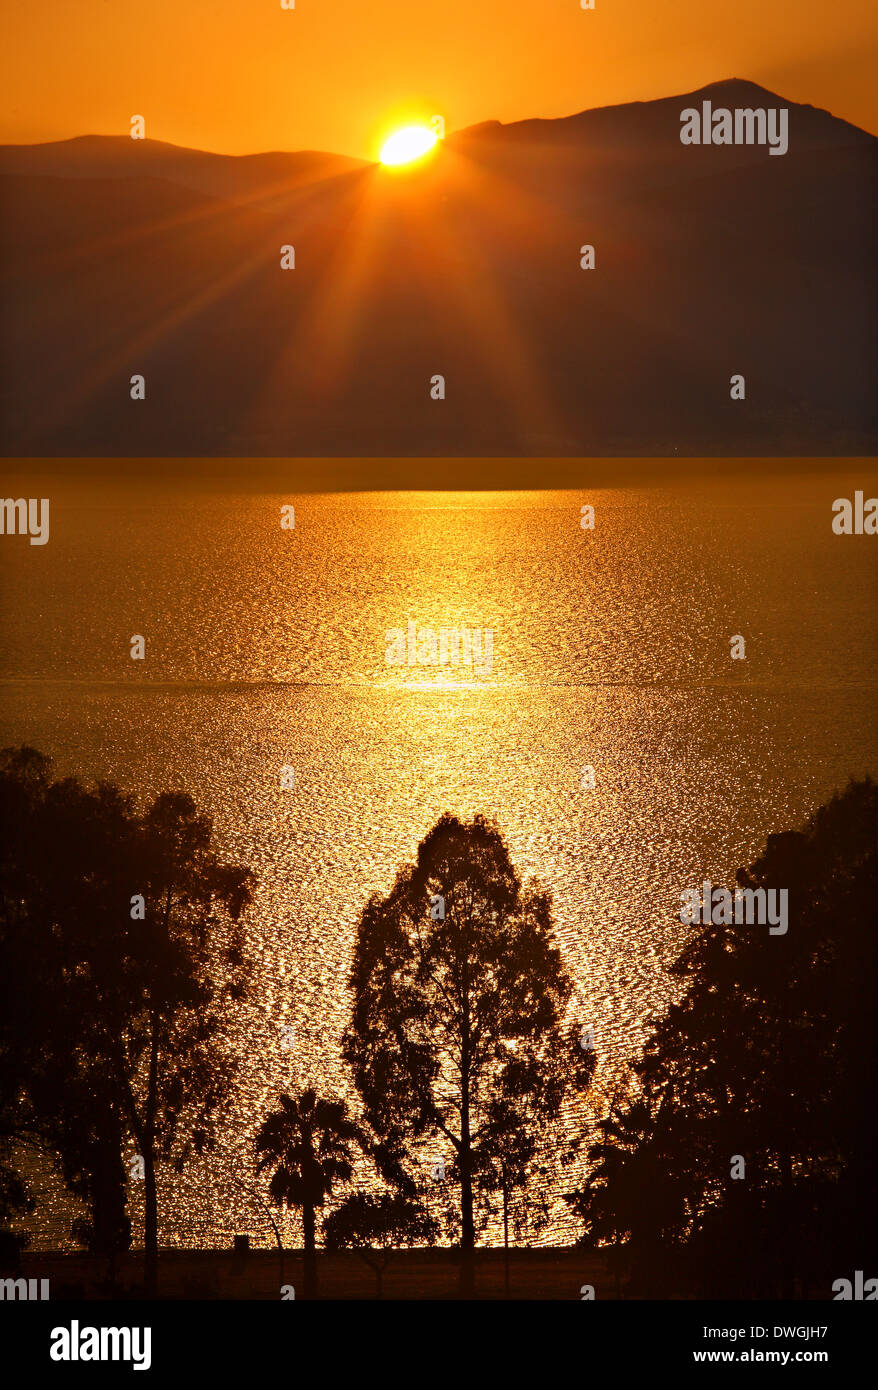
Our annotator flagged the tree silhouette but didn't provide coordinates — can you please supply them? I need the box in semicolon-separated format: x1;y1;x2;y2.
112;790;254;1295
0;748;135;1265
568;778;878;1296
344;813;594;1295
0;747;255;1295
478;1147;553;1296
323;1192;437;1298
255;1089;362;1299
0;748;53;1262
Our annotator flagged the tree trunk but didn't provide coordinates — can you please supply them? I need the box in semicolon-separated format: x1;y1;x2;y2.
459;955;475;1298
779;1149;794;1298
459;1141;475;1296
143;1146;158;1298
91;1103;130;1266
375;1265;383;1300
503;1178;510;1297
302;1202;317;1299
142;1007;161;1298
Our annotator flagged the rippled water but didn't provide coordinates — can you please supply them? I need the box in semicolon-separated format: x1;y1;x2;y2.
1;472;876;1248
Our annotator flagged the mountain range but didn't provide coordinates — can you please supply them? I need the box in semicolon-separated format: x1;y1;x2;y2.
1;79;875;457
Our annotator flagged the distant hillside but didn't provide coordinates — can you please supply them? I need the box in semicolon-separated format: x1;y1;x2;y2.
1;80;875;457
0;136;365;204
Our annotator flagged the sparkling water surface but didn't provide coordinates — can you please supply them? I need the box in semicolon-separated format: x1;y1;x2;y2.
2;474;876;1247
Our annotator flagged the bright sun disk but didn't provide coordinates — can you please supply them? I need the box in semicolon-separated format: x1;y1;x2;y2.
379;125;438;166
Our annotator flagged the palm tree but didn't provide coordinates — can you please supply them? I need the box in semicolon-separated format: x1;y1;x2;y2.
254;1089;361;1299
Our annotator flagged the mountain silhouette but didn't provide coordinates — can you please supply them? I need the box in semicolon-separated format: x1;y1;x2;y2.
0;136;365;203
1;80;874;457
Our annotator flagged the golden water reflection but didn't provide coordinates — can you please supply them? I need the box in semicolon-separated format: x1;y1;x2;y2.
1;479;876;1247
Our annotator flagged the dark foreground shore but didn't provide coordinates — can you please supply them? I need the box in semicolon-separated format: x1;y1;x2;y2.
17;1248;619;1300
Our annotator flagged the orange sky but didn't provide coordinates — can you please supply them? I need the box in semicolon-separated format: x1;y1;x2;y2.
2;0;876;158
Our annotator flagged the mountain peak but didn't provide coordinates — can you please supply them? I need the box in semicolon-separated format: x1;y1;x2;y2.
683;76;787;103
452;77;874;150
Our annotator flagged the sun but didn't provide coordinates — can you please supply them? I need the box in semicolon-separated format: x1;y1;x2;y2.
379;125;439;166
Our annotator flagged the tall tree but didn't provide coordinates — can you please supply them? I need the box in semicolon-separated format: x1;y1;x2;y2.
110;791;253;1295
254;1089;362;1299
0;748;255;1296
568;779;878;1296
344;813;593;1295
0;747;50;1262
0;748;135;1265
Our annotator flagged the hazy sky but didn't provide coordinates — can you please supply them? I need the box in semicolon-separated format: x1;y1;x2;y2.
2;0;876;157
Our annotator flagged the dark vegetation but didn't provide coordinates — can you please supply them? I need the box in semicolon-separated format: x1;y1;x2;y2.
1;744;874;1296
